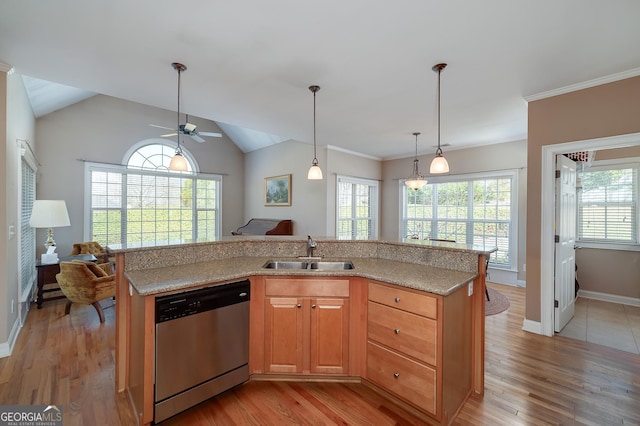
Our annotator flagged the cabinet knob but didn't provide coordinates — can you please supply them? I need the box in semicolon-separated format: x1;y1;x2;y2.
394;372;400;378
297;304;302;308
394;297;400;303
394;328;400;334
311;304;316;309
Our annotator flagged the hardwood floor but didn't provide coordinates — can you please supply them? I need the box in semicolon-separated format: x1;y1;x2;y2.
1;284;639;425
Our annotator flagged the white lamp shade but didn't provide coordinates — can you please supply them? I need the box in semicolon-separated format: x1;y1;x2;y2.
29;200;71;228
169;152;188;171
308;164;323;180
430;155;450;174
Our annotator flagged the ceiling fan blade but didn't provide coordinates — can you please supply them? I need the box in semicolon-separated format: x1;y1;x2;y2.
199;132;222;138
161;132;178;137
190;134;206;143
150;124;175;131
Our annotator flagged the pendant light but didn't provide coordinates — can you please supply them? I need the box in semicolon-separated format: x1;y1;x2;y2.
405;132;427;190
307;85;323;180
169;62;188;172
430;63;449;174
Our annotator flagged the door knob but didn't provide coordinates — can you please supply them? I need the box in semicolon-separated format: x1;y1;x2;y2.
297;304;302;308
311;304;316;309
394;328;400;334
394;372;400;378
394;297;400;303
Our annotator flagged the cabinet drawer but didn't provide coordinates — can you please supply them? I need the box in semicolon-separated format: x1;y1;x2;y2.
367;301;437;366
368;282;437;319
367;341;436;415
265;278;349;297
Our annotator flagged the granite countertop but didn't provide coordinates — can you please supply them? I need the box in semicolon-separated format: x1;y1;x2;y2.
125;256;478;297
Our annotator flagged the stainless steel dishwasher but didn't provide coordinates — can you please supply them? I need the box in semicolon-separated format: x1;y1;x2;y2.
154;279;250;423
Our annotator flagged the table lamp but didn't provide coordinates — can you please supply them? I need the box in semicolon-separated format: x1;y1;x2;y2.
29;199;71;263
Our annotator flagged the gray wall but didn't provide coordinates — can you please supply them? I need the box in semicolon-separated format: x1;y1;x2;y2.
35;94;245;256
2;68;36;350
244;141;381;237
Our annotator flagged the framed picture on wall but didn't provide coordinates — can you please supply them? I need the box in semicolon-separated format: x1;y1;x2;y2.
264;174;292;206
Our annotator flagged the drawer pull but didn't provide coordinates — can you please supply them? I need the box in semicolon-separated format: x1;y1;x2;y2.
394;372;400;378
311;304;316;309
394;328;400;334
297;304;302;308
394;297;401;303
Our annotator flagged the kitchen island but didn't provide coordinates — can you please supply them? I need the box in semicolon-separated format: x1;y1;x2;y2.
110;237;495;425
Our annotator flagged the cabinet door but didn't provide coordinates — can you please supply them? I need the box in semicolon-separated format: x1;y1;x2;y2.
264;297;304;373
310;298;349;374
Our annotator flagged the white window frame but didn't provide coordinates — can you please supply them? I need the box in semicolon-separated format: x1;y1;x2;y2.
84;142;221;246
336;175;379;240
576;157;640;251
19;140;38;303
400;169;518;270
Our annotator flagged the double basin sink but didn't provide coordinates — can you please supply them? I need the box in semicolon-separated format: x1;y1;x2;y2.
263;259;354;271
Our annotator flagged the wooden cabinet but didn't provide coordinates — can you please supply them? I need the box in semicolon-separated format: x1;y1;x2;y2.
263;278;350;375
366;280;472;424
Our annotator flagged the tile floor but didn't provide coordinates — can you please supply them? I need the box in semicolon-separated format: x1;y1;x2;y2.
559;296;640;354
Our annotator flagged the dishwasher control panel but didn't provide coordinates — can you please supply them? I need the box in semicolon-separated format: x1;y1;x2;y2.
155;279;250;323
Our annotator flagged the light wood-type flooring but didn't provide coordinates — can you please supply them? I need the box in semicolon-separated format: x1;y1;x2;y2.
1;283;639;425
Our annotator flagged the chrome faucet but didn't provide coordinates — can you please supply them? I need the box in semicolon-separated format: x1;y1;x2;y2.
306;235;318;258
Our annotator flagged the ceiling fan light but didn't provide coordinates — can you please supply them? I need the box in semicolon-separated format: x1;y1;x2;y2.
169;151;188;171
430;155;449;174
184;122;196;133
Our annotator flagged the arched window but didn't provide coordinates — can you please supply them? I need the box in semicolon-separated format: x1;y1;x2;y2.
124;140;198;172
86;140;220;246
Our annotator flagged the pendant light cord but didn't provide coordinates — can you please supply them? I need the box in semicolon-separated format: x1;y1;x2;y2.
436;66;442;156
176;66;182;153
313;88;318;164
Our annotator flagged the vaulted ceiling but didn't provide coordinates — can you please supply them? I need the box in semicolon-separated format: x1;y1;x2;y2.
2;1;640;159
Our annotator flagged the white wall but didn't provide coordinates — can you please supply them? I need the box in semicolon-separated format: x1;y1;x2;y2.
34;94;245;255
1;68;36;355
381;140;528;284
244;142;381;237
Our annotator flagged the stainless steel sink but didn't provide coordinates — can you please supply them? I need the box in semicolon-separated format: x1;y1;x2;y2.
309;261;354;270
262;260;354;270
262;261;308;269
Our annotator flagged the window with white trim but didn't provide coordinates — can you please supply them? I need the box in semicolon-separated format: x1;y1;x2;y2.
86;142;220;246
402;171;517;268
578;161;638;245
20;156;36;300
336;176;379;240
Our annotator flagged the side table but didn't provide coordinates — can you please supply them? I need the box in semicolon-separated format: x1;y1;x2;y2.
35;254;97;309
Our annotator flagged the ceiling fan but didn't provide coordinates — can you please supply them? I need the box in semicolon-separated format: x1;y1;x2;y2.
151;114;222;143
150;62;222;143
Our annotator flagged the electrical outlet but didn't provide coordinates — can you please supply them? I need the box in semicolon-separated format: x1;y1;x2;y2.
468;282;473;296
523;263;526;272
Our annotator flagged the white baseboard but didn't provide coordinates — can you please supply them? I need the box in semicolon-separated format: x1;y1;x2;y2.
486;268;521;287
0;316;22;358
522;319;543;335
578;290;640;307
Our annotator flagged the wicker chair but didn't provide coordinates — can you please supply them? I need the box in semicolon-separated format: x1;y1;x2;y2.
55;261;116;323
69;241;109;263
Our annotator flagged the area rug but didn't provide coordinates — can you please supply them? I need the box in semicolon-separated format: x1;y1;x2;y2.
485;287;510;316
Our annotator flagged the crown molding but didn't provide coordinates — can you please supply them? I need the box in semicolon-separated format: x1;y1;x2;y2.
0;62;13;73
524;67;640;102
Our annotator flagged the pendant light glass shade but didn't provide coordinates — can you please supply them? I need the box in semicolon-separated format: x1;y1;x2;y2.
307;85;323;180
169;151;188;171
169;62;189;172
405;132;427;190
429;63;450;174
430;154;449;174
